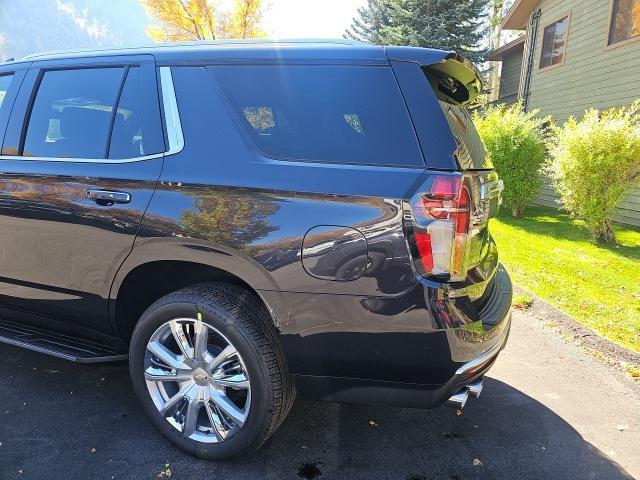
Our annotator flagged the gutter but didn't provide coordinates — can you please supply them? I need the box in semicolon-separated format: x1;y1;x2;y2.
519;8;542;111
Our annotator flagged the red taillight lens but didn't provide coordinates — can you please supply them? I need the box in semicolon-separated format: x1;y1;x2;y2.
414;231;433;271
416;176;461;221
407;175;471;280
455;185;470;234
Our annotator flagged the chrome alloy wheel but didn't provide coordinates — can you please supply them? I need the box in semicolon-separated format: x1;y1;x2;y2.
144;318;251;443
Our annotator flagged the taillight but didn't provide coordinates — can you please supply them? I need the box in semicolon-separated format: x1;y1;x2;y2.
406;174;471;281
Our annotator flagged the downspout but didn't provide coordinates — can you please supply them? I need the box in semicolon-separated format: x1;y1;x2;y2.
519;8;541;111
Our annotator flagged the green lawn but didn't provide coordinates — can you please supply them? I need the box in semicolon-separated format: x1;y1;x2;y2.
490;206;640;352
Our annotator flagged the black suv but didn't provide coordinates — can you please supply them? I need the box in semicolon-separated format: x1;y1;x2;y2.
0;40;512;459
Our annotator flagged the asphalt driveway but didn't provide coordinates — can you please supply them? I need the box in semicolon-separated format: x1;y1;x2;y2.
1;309;639;480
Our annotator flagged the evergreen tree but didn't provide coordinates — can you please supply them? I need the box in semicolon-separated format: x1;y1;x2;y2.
345;0;489;64
344;0;393;45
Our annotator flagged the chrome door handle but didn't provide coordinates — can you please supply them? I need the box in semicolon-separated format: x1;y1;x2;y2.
86;189;131;205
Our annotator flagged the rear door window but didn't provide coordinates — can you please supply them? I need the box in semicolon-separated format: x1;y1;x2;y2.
23;67;125;159
209;65;424;168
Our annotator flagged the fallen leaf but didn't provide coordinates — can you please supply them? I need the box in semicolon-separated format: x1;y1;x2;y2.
158;467;172;478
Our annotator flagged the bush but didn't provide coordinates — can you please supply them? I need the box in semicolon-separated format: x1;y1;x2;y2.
547;101;640;244
473;103;549;217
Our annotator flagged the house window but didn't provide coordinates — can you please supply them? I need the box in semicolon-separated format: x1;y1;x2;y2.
608;0;640;46
539;15;570;69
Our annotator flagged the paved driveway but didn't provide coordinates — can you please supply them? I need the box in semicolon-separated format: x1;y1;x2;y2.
1;310;639;480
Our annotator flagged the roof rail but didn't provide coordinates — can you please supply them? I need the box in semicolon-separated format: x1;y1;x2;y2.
21;38;370;61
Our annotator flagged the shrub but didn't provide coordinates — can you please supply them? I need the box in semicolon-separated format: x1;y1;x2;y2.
473;103;549;217
547;101;640;244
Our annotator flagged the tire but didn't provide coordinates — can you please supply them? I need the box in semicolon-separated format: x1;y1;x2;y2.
129;282;295;460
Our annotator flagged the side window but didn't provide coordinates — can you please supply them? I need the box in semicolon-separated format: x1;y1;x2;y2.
0;74;14;110
23;67;124;159
539;15;570;69
108;67;145;159
608;0;640;46
209;65;424;167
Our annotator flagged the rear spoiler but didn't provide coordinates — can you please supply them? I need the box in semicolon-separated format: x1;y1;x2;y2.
385;47;483;106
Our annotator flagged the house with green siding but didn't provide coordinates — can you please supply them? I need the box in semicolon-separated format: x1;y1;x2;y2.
491;0;640;227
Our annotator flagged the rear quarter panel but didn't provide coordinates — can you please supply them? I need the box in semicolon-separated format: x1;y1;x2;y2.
131;65;424;297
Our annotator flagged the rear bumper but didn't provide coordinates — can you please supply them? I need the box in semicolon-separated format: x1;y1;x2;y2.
261;264;513;407
292;310;510;408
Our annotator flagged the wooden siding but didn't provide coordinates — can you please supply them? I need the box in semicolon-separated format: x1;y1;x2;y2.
522;0;640;227
536;176;640;227
527;0;640;122
499;49;524;102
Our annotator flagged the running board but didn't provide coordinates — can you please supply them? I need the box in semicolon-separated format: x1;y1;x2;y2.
0;318;128;363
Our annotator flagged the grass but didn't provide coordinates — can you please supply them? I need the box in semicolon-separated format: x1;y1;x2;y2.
490;206;640;352
512;293;534;310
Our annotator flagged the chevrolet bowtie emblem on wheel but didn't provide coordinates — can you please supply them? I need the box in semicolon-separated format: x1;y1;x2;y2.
194;373;207;382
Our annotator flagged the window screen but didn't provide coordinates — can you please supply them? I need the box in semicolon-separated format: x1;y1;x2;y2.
539;16;570;69
209;65;423;167
609;0;640;45
0;74;13;110
23;68;124;158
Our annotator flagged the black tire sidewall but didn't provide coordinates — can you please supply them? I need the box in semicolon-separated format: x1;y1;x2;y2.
129;295;273;460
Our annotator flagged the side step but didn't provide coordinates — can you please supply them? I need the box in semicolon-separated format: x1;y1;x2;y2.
0;318;128;363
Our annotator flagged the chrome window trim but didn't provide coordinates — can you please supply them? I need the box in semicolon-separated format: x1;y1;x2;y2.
0;66;184;164
159;66;184;156
0;152;165;164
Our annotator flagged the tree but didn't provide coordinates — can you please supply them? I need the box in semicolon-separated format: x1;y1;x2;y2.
344;0;489;64
343;0;393;45
224;0;267;39
141;0;266;41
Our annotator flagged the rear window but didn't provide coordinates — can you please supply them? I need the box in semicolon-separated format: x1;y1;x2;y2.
209;65;423;168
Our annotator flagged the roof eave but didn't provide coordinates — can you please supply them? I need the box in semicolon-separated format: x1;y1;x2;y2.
488;36;525;61
502;0;539;30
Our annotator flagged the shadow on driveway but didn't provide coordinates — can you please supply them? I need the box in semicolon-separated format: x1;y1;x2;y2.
0;344;632;479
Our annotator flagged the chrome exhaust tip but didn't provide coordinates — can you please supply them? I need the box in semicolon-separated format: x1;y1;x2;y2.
447;389;469;409
467;378;484;398
447;378;484;409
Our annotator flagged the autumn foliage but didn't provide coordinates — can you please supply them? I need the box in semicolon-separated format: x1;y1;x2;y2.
141;0;267;41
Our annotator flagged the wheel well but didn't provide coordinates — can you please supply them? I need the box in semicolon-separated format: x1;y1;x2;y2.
114;261;262;343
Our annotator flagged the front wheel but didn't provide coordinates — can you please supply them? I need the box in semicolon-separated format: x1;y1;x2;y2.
129;282;295;460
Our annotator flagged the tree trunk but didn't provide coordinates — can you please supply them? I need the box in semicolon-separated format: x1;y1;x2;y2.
593;221;616;244
512;205;524;217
